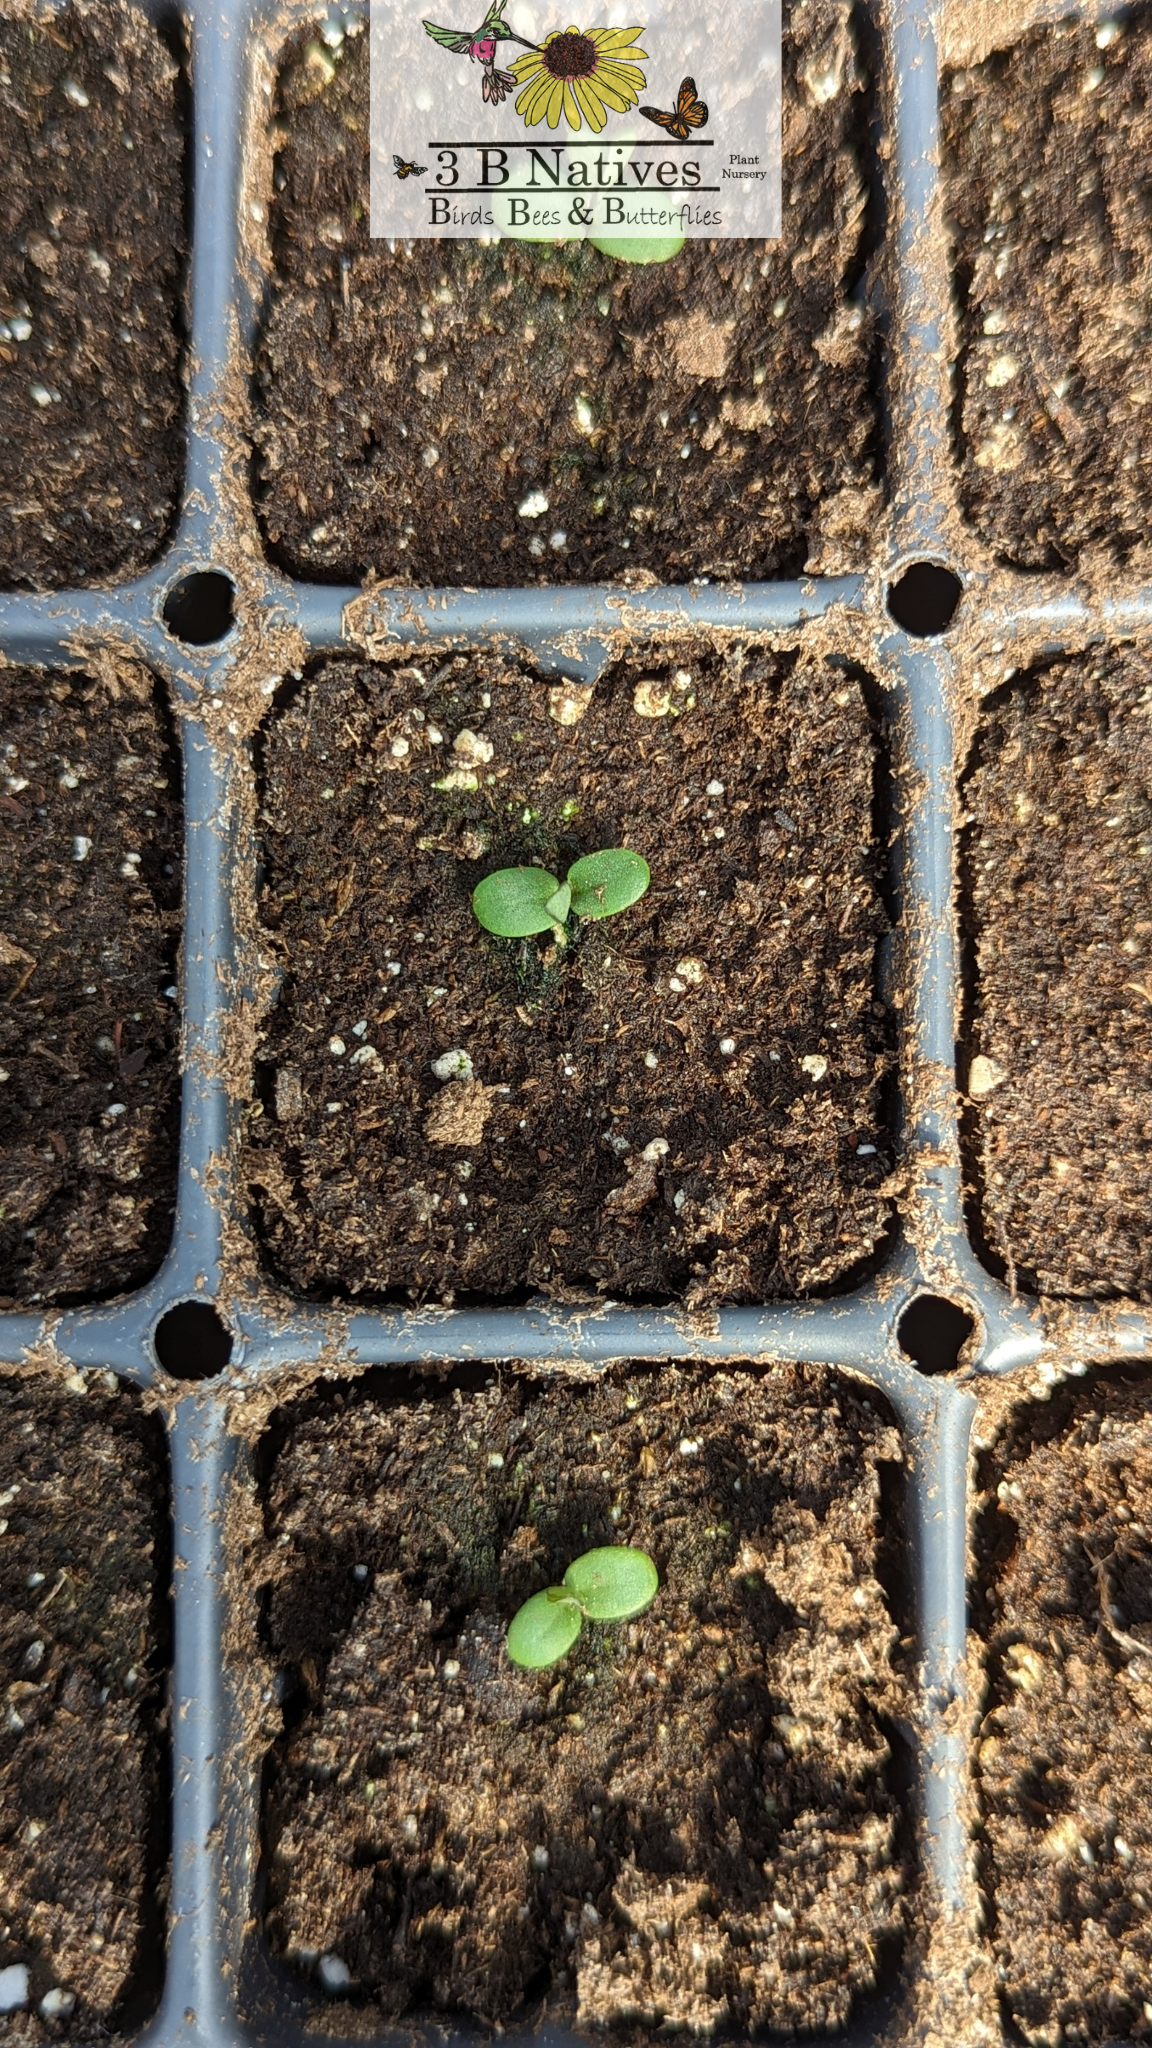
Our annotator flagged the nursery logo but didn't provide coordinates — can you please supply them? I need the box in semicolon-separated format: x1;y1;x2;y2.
370;0;781;240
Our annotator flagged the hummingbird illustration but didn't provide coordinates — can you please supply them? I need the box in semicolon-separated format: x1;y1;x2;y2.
423;0;538;105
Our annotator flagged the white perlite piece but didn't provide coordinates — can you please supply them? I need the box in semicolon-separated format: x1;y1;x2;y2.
318;1954;351;1993
675;956;706;985
40;1990;75;2020
800;1054;829;1082
0;1966;29;2013
548;681;595;727
431;1048;474;1082
518;489;549;519
969;1054;1007;1098
452;729;494;766
633;679;671;718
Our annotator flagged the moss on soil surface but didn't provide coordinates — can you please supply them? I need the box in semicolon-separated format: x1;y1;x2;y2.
261;1363;910;2031
244;646;892;1305
0;665;181;1306
943;11;1152;571
0;1374;167;2037
255;0;880;586
0;0;185;591
964;648;1152;1299
975;1367;1152;2046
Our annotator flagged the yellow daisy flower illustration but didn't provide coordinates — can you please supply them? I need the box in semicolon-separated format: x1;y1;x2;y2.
512;24;648;132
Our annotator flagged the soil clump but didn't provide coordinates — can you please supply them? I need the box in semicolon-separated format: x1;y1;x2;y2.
254;0;880;587
0;1373;168;2037
975;1366;1152;2046
964;648;1152;1298
942;11;1152;571
0;664;182;1306
0;0;185;591
261;1362;910;2032
244;646;892;1305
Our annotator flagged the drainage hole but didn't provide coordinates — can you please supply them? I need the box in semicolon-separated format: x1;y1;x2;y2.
162;570;236;646
897;1294;975;1376
154;1300;233;1380
886;562;963;637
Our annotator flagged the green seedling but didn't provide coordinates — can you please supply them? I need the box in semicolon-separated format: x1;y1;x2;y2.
589;234;685;264
506;1545;659;1669
505;229;684;265
472;847;650;939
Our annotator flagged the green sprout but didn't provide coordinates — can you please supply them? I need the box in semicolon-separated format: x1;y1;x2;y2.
507;228;684;266
472;847;650;940
589;234;685;265
506;1545;659;1669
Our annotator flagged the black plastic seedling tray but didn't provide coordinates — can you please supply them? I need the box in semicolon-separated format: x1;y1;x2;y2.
3;0;1152;2042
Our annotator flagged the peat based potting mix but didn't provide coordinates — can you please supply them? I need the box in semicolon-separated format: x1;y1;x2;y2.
1;2;1151;2046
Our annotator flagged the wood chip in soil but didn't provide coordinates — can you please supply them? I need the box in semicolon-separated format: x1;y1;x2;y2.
0;665;182;1307
963;648;1152;1299
0;0;185;591
0;1372;168;2037
259;1362;912;2033
244;645;893;1305
975;1366;1152;2047
942;11;1152;571
254;0;880;587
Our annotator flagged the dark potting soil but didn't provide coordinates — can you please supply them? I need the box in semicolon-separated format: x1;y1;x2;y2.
254;0;880;587
963;649;1152;1299
0;1373;168;2037
0;0;185;591
261;1363;911;2032
244;647;893;1305
975;1367;1152;2047
0;665;182;1307
942;11;1152;572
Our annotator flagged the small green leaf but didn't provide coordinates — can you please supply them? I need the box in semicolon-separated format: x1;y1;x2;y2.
589;234;686;266
567;849;651;921
544;881;572;923
473;866;562;937
506;1587;584;1668
563;1546;659;1621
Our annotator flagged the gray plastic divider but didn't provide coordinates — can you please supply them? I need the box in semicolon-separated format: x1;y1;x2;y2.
2;0;1151;2040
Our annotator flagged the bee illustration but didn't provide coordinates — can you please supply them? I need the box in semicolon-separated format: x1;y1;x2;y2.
393;154;429;178
639;76;708;140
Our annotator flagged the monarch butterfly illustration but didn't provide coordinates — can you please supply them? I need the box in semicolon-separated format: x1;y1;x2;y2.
639;76;708;140
393;154;429;178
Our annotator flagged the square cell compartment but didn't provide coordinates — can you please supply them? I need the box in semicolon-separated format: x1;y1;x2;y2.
257;1360;912;2034
0;661;182;1306
0;1370;169;2036
0;0;185;591
254;0;881;588
244;642;893;1304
